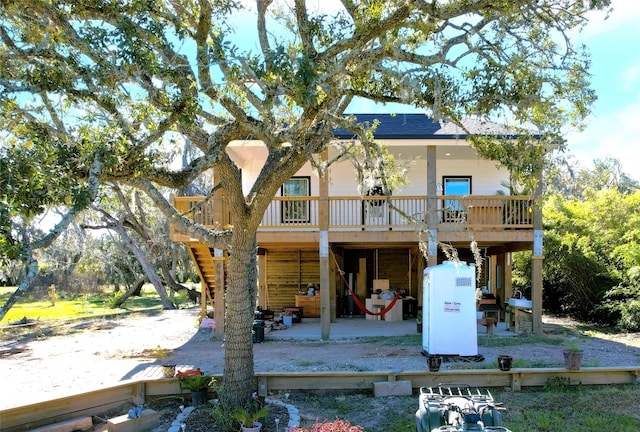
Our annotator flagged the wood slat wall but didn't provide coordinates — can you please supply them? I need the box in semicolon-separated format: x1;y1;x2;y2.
377;248;409;292
265;249;320;312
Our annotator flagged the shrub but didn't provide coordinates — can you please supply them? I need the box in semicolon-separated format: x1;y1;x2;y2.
617;298;640;331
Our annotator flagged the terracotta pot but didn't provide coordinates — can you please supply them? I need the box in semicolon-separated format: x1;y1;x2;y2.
497;355;513;371
563;350;583;370
161;364;176;378
427;355;442;372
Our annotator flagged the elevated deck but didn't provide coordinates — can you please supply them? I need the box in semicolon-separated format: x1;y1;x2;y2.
170;194;534;248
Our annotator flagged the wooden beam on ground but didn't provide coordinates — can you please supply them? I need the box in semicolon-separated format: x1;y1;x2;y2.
29;416;93;432
3;367;640;431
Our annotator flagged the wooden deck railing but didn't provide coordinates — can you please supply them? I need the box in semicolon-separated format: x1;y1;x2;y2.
171;195;533;232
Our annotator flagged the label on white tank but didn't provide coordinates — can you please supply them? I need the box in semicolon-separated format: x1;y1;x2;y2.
444;301;461;313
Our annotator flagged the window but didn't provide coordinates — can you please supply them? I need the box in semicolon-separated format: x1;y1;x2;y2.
442;176;471;222
443;176;472;196
281;176;310;223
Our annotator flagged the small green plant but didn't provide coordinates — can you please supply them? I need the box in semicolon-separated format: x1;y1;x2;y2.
209;400;237;431
151;345;169;358
180;375;216;391
564;339;582;352
232;396;269;428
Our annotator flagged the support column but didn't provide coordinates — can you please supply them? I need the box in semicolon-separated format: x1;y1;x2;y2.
257;251;267;309
319;151;331;340
504;252;513;301
329;250;337;322
489;255;497;293
532;255;543;334
417;252;425;307
426;146;438;268
532;168;544;334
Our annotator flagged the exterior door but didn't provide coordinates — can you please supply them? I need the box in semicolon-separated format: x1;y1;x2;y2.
442;176;471;223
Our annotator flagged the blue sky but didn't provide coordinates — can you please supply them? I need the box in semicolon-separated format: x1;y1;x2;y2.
302;1;640;180
565;0;640;181
185;0;640;182
347;1;640;181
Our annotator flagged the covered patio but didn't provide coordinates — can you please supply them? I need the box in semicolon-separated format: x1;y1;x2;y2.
261;316;515;341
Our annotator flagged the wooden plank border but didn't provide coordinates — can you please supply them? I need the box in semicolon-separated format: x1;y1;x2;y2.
2;367;640;431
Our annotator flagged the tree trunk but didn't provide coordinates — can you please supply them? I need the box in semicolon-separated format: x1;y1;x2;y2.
111;276;146;308
108;221;174;309
221;229;258;407
159;258;186;292
117;185;187;307
0;250;38;322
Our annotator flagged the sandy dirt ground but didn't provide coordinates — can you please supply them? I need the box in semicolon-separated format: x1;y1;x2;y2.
2;307;640;412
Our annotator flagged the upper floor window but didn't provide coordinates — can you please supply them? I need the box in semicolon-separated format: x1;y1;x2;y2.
281;176;310;223
443;176;472;196
442;176;471;222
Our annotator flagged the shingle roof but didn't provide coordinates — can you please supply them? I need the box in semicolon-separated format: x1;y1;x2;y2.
333;113;525;139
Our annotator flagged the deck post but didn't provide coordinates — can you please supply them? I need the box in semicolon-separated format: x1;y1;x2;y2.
532;168;544;334
320;151;331;340
426;146;438;268
504;252;513;300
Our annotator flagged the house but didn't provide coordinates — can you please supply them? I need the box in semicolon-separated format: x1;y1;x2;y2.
169;114;543;338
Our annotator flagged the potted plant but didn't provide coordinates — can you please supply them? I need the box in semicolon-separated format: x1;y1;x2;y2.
497;355;513;371
563;341;584;370
161;364;176;378
233;396;270;432
427;354;442;372
416;311;423;333
179;375;216;406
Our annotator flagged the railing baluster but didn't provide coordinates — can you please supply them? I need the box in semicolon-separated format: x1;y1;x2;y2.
171;195;533;231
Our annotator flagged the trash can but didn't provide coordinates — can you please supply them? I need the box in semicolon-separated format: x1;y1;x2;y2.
283;315;292;328
252;320;265;343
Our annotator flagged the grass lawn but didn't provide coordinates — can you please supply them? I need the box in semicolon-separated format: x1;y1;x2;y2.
292;383;640;432
500;383;640;432
0;285;165;324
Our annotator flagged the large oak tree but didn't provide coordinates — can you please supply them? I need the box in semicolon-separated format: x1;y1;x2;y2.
1;0;609;406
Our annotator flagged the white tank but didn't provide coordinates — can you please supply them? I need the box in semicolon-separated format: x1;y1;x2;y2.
422;261;478;356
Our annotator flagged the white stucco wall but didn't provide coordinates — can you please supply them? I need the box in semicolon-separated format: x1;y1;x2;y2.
325;149;510;196
230;140;511;197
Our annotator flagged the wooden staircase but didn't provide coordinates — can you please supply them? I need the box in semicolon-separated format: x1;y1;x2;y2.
187;243;217;310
